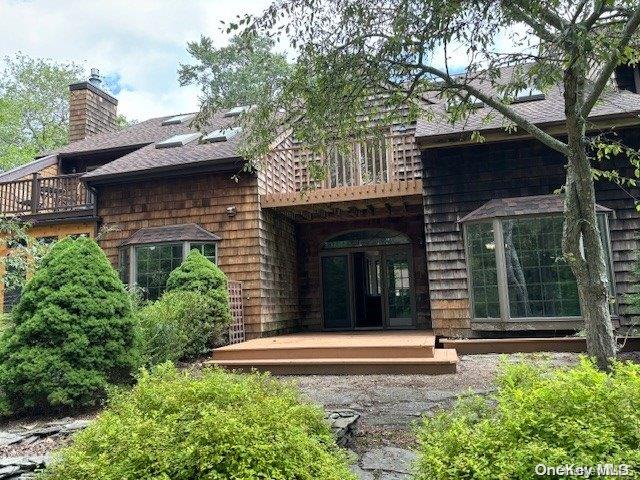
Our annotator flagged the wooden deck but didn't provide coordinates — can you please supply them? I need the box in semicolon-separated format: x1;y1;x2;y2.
210;331;458;375
440;336;640;355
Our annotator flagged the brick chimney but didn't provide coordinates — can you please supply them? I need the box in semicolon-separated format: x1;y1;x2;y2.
68;68;118;143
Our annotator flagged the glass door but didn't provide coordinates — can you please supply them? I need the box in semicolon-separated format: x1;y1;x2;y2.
321;255;352;329
384;251;414;328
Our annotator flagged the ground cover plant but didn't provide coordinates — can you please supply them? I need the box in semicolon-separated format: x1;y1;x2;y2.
415;357;640;479
41;363;356;480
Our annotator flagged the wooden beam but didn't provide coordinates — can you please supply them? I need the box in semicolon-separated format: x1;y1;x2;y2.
262;179;423;208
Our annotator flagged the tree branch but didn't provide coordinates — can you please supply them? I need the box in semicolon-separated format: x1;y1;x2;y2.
508;0;568;32
581;6;640;117
419;65;570;155
505;3;561;44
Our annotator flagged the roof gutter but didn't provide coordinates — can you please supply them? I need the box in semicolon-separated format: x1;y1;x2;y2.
83;156;246;186
415;111;640;149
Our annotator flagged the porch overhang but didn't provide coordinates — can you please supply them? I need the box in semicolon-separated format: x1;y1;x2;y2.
261;179;423;222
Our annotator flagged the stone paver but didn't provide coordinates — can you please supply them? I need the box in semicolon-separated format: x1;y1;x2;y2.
361;447;417;474
290;353;582;478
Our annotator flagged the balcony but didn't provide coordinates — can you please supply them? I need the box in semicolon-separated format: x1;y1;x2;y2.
0;173;96;221
261;132;424;219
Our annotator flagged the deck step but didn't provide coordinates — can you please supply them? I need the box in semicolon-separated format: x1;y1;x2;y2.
209;349;458;375
213;331;436;361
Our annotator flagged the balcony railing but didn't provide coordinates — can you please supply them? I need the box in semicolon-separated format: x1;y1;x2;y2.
261;132;423;196
0;173;95;217
260;132;424;208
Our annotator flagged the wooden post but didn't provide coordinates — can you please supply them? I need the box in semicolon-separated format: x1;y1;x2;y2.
30;173;40;214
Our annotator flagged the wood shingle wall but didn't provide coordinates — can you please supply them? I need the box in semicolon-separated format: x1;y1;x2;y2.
97;172;267;338
423;131;640;337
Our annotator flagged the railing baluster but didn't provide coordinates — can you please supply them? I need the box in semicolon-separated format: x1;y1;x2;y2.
0;173;93;216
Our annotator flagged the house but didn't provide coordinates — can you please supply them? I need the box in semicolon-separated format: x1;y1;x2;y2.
1;65;640;359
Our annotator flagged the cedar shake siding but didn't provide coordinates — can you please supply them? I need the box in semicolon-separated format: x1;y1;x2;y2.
296;214;430;331
258;208;300;334
96;172;298;339
68;82;118;143
422;130;640;337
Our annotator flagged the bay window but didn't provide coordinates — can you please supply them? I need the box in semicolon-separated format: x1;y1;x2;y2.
463;196;615;322
118;224;220;300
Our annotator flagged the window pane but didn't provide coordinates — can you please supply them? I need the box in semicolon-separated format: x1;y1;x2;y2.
190;243;217;263
135;243;183;300
466;222;500;318
386;256;412;320
597;214;615;300
503;217;580;318
118;248;130;285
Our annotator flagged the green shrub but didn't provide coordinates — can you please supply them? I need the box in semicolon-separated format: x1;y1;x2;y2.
415;358;640;480
0;237;137;414
137;290;228;367
166;249;228;295
41;363;356;480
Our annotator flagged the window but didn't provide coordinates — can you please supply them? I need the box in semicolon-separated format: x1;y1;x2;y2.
466;222;500;319
119;240;219;300
465;213;614;321
155;132;201;149
134;244;183;300
161;113;195;126
190;242;217;263
503;217;579;318
614;64;640;93
323;229;410;250
2;257;26;313
118;248;129;285
202;127;242;143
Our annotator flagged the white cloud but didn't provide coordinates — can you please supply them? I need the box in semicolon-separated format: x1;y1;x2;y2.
0;0;270;119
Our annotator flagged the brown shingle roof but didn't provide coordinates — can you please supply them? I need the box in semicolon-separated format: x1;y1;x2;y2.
459;194;612;223
80;110;243;181
120;223;222;246
415;67;640;141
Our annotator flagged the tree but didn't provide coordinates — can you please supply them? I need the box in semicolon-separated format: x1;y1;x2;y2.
0;237;137;414
196;0;640;370
0;53;83;171
0;218;56;295
178;34;291;136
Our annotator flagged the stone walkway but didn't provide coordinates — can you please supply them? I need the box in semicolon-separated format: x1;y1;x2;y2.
289;352;580;479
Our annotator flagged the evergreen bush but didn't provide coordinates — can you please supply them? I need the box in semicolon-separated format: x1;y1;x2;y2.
415;358;640;479
0;237;137;414
41;364;355;480
166;249;228;295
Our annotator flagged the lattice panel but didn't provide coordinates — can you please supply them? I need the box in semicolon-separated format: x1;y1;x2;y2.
228;280;246;344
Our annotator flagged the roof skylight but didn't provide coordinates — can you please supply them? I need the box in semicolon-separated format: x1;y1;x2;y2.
202;127;242;143
155;132;202;149
514;83;545;102
223;106;250;117
161;113;196;126
446;94;484;111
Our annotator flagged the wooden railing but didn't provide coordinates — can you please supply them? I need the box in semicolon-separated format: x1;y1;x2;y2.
261;132;423;195
0;173;95;217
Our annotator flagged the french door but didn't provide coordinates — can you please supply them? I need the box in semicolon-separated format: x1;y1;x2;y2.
321;255;352;329
320;247;415;330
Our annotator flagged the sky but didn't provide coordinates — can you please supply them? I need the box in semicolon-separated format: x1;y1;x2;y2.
0;0;271;121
